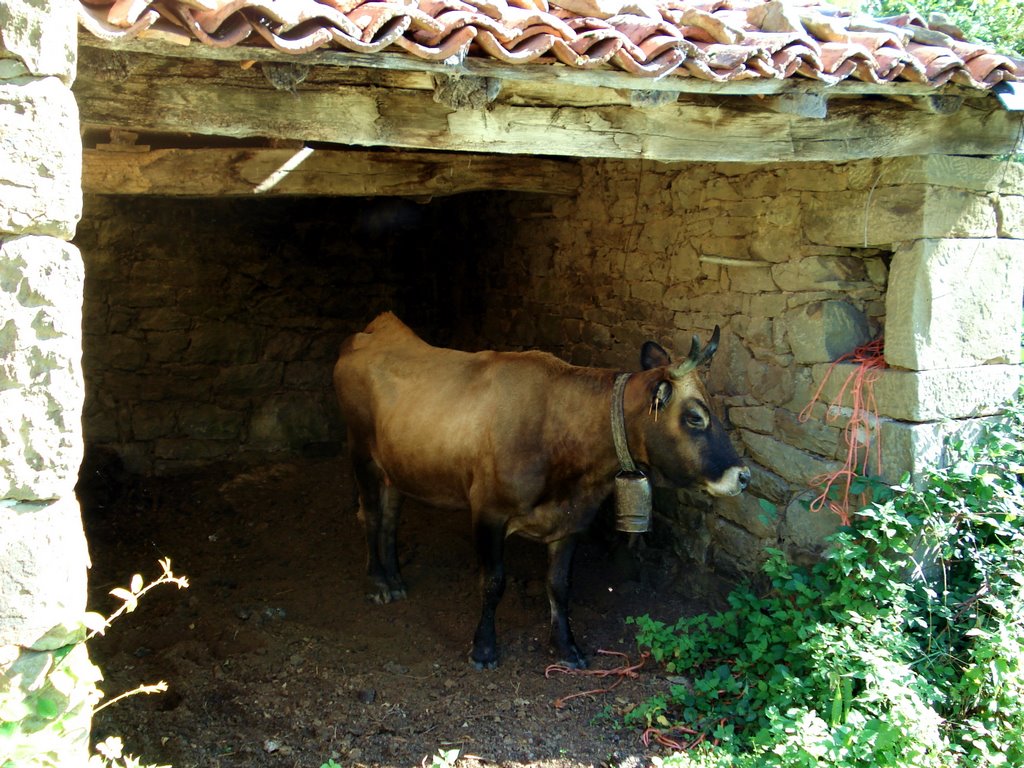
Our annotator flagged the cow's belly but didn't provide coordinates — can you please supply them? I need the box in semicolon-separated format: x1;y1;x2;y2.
371;444;473;510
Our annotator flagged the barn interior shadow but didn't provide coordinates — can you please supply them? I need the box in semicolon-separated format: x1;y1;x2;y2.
78;453;716;768
74;191;723;768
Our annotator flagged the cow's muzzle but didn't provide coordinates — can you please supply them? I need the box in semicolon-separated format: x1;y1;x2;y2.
704;465;751;497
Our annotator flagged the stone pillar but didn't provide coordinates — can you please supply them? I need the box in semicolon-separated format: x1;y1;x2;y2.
811;156;1023;480
0;1;93;765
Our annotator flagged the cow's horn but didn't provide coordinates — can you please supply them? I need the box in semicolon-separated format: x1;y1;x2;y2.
670;326;721;379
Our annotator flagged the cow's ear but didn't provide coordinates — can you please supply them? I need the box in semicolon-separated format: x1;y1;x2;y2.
641;341;671;370
653;380;673;410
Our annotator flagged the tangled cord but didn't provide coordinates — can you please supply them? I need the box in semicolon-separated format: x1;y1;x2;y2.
545;650;648;709
798;336;887;525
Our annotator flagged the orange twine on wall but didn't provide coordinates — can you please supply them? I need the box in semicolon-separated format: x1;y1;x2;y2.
798;337;887;526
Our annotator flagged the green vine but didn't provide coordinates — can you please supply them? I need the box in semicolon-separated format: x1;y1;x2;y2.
1;560;187;768
629;389;1024;768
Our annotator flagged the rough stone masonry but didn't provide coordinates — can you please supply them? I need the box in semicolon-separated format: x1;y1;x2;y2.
1;0;94;764
75;154;1023;582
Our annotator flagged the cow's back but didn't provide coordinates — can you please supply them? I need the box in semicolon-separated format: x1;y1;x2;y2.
334;313;570;509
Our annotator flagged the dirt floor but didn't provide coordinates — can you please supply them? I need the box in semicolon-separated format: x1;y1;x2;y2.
81;457;723;768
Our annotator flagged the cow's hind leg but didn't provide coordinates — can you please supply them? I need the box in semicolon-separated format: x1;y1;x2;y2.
547;535;586;668
352;455;406;604
470;517;507;670
378;482;406;600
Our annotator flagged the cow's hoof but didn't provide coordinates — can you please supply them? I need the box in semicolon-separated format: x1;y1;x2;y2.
556;647;588;669
470;648;498;670
367;582;395;605
471;657;498;671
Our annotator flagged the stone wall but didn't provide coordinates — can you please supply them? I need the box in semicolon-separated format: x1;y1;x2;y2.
75;194;498;474
0;0;94;763
75;155;1023;581
472;155;1023;576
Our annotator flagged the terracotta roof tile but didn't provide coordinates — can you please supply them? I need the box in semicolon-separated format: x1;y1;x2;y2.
77;0;1024;89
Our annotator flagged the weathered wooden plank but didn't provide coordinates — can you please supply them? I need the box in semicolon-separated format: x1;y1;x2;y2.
78;33;958;98
74;48;1024;163
81;146;581;197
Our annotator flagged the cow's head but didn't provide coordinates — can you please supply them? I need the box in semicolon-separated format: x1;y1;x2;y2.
635;327;749;497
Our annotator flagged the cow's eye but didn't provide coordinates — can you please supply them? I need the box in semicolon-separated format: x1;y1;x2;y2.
684;409;708;430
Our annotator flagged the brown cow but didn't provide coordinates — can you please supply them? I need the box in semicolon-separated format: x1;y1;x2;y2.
333;312;748;669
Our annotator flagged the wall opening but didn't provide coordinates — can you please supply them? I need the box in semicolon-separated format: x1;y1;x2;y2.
72;186;711;768
71;156;921;767
74;193;505;477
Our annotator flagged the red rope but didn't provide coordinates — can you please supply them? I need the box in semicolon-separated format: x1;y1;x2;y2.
545;650;647;709
798;337;886;525
640;718;728;751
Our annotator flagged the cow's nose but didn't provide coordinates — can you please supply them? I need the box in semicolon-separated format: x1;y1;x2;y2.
737;467;751;490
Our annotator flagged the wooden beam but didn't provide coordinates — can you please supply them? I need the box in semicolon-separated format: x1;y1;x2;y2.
82;147;581;197
78;33;966;99
74;47;1024;163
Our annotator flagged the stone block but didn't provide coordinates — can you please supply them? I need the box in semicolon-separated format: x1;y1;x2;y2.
186;324;262;365
779;491;844;566
130;406;178;442
740;430;843;487
725;265;776;293
0;77;81;237
746;464;790;504
715;493;777;539
784;300;871;364
875;155;1022;194
875;417;995;484
771;255;868;292
886;239;1023;370
802;185;996;247
998;195;1024;238
709;516;770;575
250;394;333;449
744;359;795;406
0;237;83;500
0;0;77;81
729;405;774;433
177;404;246;441
774;407;841;458
215;362;286;395
630;280;665;304
0;497;88;648
784;166;848;192
810;362;1020;422
747;293;788;317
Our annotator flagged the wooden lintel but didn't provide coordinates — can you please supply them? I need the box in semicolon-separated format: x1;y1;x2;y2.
78;32;974;99
897;94;965;115
81;146;582;197
762;93;828;119
73;45;1024;164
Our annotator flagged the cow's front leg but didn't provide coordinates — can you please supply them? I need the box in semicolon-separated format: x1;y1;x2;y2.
547;535;586;668
352;457;393;604
378;483;406;601
470;518;506;670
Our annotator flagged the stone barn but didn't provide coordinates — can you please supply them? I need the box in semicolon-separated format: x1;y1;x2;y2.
1;0;1023;763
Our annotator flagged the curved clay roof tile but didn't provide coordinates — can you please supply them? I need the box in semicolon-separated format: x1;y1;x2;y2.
76;0;1024;90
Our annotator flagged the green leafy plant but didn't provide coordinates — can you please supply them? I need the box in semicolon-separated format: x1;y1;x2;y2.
425;747;461;768
629;389;1024;768
1;559;188;768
